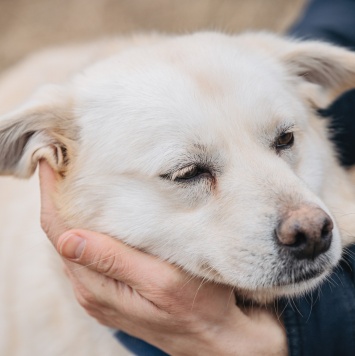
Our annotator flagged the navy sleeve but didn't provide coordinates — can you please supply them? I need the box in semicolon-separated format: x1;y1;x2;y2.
114;331;168;356
290;0;355;50
282;245;355;356
318;90;355;167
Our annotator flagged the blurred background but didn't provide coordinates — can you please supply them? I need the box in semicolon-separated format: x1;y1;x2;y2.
0;0;306;73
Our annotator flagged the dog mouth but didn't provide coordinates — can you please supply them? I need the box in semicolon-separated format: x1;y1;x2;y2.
232;252;336;304
235;266;331;304
274;266;325;286
271;249;336;288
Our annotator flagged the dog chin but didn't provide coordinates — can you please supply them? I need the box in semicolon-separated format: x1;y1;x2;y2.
194;261;333;304
236;269;331;305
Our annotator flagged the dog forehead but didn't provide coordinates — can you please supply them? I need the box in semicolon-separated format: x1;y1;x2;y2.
81;40;299;114
75;36;306;172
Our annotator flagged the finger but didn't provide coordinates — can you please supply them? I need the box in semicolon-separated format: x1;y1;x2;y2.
56;229;184;292
65;256;163;321
59;232;241;325
63;264;71;278
38;160;67;244
38;160;57;212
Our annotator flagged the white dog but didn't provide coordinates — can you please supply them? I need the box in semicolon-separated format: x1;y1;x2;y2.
1;32;355;355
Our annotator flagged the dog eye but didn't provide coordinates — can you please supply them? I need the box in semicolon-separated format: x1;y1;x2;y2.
275;132;294;150
171;164;211;182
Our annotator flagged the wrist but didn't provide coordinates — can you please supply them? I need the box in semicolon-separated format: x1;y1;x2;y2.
199;307;288;356
241;308;288;356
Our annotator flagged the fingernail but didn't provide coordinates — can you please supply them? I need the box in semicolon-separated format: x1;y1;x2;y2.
59;234;86;259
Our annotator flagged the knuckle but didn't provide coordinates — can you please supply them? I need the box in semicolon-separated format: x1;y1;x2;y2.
76;290;97;310
94;316;113;327
153;284;184;304
76;294;90;309
78;297;95;311
40;212;51;235
85;308;101;319
95;252;126;278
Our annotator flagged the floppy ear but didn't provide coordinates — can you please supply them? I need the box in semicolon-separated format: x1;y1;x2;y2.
0;85;77;178
242;33;355;108
280;39;355;107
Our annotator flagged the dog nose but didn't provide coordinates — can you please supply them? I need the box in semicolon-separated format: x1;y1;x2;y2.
276;205;333;260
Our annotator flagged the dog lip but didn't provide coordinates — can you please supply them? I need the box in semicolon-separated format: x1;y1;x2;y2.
275;267;325;286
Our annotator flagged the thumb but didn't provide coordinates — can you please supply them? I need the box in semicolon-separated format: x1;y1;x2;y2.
57;230;182;291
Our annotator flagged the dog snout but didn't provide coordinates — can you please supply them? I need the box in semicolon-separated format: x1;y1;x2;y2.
276;205;333;260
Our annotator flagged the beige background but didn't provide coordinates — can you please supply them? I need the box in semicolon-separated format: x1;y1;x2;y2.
0;0;305;72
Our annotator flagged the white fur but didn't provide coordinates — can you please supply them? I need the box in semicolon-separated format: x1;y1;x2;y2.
1;32;355;354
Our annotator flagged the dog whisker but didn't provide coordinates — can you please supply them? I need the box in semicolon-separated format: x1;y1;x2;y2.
190;267;215;311
290;297;303;318
226;286;236;310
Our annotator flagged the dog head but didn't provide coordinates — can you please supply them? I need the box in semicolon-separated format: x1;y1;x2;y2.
1;32;355;302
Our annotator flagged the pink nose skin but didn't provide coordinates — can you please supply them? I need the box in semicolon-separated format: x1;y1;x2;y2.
276;205;333;260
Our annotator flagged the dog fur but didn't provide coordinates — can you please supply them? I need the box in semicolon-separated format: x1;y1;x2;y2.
1;32;355;355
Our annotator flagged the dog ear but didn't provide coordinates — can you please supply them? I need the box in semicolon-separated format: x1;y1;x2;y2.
0;85;77;178
280;39;355;107
242;33;355;108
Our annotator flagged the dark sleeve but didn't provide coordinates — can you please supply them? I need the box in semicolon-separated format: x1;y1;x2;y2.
318;90;355;167
289;0;355;50
282;244;355;356
114;331;169;356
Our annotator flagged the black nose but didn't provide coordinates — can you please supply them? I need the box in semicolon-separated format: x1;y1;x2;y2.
276;205;333;260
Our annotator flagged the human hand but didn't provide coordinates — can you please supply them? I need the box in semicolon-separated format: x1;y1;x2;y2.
39;161;288;356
